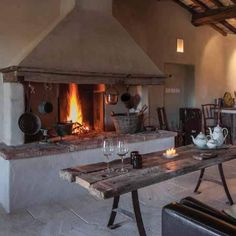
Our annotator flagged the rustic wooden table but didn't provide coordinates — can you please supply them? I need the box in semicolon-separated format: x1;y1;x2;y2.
60;145;236;236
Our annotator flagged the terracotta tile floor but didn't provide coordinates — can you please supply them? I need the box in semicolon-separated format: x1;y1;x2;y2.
1;159;236;236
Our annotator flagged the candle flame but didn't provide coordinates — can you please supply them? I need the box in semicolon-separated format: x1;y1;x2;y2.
165;148;176;156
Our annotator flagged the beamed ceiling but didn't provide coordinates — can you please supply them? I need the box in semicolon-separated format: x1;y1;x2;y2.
171;0;236;35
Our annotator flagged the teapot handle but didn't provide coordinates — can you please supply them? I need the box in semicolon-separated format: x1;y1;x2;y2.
222;128;228;140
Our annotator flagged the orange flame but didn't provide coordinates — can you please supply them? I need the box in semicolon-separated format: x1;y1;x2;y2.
67;83;83;124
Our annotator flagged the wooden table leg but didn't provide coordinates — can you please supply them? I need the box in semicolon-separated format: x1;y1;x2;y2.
218;163;234;205
132;190;147;236
107;195;120;228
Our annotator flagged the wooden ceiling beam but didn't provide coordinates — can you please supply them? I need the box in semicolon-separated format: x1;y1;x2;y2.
192;5;236;26
210;0;224;7
220;20;236;33
172;0;229;35
190;0;230;35
210;0;236;33
209;23;227;35
173;0;195;13
190;0;209;10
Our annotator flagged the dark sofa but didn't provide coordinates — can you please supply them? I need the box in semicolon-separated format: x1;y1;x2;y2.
162;197;236;236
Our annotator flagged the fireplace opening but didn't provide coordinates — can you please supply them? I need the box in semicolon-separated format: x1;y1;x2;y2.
23;82;106;143
59;83;93;134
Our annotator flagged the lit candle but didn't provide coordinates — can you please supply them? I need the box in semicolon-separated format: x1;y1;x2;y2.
165;148;177;157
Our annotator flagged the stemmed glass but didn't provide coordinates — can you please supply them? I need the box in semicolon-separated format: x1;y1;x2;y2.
102;138;114;173
116;140;129;173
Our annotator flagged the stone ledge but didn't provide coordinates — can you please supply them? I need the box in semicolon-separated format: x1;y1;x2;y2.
0;130;176;160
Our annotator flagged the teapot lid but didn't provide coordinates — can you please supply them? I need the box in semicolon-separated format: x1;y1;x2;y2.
214;124;222;132
196;132;206;140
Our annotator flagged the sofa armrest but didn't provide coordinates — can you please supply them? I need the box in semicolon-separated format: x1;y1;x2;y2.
162;202;236;236
180;197;236;225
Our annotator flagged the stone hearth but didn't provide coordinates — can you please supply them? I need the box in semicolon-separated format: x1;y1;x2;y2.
0;130;176;213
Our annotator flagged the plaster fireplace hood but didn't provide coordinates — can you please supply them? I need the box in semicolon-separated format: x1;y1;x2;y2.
1;0;165;85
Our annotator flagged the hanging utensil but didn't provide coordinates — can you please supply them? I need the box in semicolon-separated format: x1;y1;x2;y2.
38;83;53;114
18;83;41;135
121;86;134;109
105;85;119;105
139;104;148;115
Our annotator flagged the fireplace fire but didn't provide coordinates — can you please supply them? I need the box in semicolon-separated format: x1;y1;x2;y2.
66;83;90;134
67;83;83;125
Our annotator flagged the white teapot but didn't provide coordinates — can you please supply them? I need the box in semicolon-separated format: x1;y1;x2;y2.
208;124;228;146
191;132;208;148
206;138;218;149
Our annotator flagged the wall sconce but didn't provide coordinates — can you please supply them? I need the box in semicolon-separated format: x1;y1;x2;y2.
176;38;184;53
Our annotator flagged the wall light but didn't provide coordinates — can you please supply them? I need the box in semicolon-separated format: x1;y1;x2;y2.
177;38;184;53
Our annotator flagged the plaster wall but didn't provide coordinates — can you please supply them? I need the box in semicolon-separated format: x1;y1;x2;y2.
0;0;75;68
0;157;10;212
113;0;232;112
224;35;236;94
2;83;24;145
0;74;3;142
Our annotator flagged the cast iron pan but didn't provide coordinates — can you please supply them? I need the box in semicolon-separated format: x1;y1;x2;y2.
18;112;41;135
18;83;42;135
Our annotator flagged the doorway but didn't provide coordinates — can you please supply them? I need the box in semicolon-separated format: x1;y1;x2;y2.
164;63;195;129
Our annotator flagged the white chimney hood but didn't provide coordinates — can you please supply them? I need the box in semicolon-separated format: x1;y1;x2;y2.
1;0;166;84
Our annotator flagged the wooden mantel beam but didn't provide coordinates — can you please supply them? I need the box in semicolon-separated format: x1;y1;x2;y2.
0;66;166;85
192;5;236;26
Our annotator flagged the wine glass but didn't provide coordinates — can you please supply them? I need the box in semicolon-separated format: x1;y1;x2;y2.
102;138;114;173
116;140;129;173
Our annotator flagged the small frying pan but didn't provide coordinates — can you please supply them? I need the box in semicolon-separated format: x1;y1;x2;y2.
18;83;41;135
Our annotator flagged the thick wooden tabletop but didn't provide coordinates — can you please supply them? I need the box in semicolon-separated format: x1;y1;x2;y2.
60;145;236;200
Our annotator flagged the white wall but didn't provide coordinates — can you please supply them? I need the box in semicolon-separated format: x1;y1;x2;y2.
0;74;3;142
113;0;235;113
0;0;75;68
2;83;24;145
224;35;236;94
0;158;10;212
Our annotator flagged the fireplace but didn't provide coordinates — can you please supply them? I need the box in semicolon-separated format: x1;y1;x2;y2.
0;0;167;146
22;82;107;143
0;66;166;146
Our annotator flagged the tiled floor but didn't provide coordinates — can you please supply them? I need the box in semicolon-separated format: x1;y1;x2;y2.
1;159;236;236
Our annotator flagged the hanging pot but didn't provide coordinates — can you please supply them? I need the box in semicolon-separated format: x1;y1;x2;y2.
18;112;41;135
121;89;134;109
121;92;131;102
38;83;53;114
18;83;42;135
38;101;53;114
105;86;119;105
